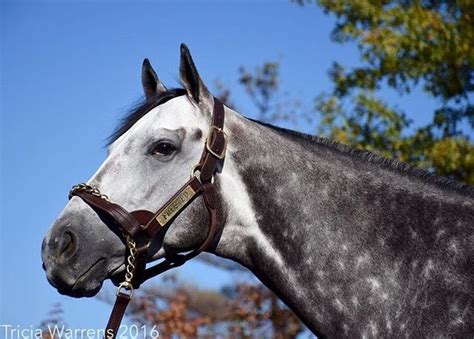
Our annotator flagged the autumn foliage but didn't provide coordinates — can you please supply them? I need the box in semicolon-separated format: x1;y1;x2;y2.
126;275;305;338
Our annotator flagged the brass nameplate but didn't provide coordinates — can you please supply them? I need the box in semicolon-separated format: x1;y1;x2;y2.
156;185;196;226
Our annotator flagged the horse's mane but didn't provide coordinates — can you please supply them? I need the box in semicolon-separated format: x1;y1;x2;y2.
107;90;473;196
251;119;474;197
107;88;186;146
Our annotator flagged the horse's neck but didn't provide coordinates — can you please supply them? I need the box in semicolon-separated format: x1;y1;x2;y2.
213;110;473;337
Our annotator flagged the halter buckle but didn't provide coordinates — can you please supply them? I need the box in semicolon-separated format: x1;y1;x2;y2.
206;126;227;160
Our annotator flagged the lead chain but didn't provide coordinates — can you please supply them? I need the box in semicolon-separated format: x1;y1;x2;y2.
116;236;137;297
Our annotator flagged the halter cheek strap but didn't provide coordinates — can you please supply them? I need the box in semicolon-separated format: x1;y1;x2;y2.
69;98;227;339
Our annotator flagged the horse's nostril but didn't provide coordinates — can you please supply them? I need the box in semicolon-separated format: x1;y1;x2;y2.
59;231;77;261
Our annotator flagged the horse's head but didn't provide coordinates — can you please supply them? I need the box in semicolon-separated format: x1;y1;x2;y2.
41;45;224;297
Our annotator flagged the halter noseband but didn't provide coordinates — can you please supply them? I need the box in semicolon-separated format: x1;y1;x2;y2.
68;98;227;338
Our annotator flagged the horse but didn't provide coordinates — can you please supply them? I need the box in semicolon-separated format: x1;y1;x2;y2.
42;44;474;338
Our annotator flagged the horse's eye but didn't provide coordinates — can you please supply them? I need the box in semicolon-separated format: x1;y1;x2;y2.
151;142;177;156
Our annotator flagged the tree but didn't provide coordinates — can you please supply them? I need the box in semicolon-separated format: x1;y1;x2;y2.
38;303;66;339
299;0;474;183
117;273;305;338
216;62;309;130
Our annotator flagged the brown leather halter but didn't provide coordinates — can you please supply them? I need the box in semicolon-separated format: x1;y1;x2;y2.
68;98;227;339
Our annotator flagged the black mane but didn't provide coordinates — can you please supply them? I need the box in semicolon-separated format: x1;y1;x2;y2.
107;93;472;196
107;88;186;146
250;119;474;196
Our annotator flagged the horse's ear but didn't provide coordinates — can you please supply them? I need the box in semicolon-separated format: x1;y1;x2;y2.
179;43;213;110
142;58;167;99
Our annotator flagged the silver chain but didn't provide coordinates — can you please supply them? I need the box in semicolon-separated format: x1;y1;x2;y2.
117;236;136;297
69;183;109;201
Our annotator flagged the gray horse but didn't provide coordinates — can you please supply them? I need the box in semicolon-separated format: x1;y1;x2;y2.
42;45;474;338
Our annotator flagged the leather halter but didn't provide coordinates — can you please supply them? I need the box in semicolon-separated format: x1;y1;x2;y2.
68;98;227;339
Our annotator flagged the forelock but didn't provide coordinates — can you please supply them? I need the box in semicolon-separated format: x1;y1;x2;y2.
107;88;187;146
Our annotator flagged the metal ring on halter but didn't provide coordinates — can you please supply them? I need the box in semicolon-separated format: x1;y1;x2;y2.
190;164;201;178
190;165;215;184
206;126;227;160
116;282;134;298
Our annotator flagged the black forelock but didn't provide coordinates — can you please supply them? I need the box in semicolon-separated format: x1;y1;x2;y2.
107;88;187;146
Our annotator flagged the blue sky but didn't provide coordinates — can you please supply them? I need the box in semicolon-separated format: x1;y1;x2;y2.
1;0;444;333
